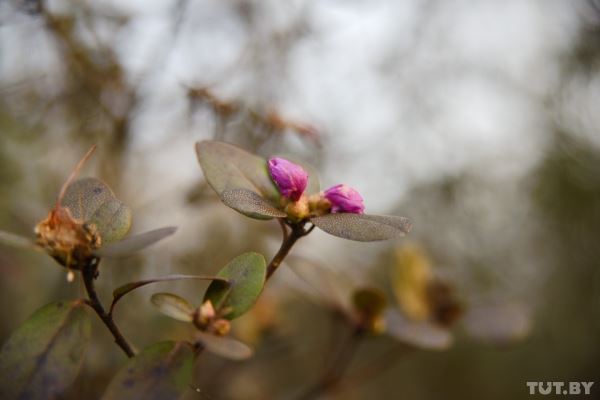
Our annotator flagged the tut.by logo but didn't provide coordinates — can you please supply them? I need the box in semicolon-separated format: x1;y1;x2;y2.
526;382;594;395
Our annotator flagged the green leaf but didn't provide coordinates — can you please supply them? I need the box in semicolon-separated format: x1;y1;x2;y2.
89;198;132;243
221;189;286;220
61;177;132;243
195;332;253;360
311;214;412;242
96;227;177;258
61;177;115;221
204;252;266;320
0;300;91;400
151;293;195;322
102;341;194;400
195;140;281;215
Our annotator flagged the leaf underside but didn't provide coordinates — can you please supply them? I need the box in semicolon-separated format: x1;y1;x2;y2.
151;293;195;322
204;252;266;320
102;341;194;400
311;213;412;242
195;331;253;360
0;300;91;400
221;188;286;220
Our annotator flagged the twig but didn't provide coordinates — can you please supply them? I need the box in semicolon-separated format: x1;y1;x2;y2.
81;260;135;358
266;221;308;280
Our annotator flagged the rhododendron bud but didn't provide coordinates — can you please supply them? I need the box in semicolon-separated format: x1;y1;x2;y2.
324;184;365;214
285;196;309;221
198;300;216;325
267;157;308;201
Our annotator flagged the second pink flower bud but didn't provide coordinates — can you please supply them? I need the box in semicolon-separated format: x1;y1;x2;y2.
324;184;365;214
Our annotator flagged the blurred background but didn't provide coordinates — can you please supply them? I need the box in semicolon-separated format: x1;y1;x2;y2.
1;0;600;399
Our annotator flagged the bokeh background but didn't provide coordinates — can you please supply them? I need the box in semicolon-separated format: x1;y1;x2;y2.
1;0;600;399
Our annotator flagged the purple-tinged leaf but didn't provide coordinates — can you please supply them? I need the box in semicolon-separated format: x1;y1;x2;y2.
102;341;194;400
0;300;91;399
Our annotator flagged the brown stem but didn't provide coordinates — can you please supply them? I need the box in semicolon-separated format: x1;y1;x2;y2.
266;221;307;280
82;260;135;358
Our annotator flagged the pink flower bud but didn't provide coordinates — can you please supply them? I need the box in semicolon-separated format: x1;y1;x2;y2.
324;184;365;214
267;157;308;201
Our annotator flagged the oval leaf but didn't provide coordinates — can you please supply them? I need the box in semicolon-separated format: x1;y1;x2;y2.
90;198;132;243
195;332;253;360
0;300;91;400
204;252;266;320
151;293;195;322
61;177;132;243
311;214;412;242
195;140;281;214
384;309;452;350
95;227;177;258
221;188;286;220
102;341;194;400
61;177;115;221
